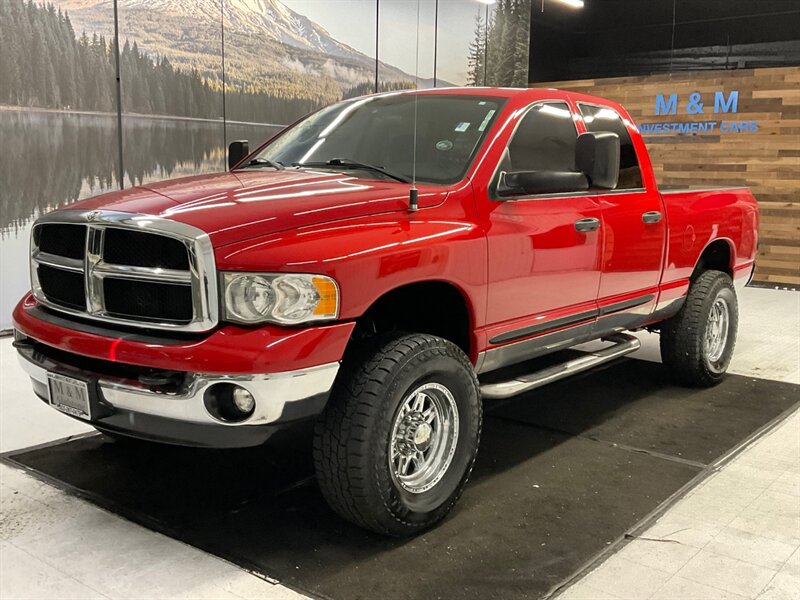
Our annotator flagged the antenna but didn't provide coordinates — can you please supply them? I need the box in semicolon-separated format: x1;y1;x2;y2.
409;0;421;212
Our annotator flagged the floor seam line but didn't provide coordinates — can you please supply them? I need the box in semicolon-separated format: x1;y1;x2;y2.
485;414;709;468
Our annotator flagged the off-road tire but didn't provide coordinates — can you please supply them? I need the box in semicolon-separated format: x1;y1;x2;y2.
313;333;482;536
660;270;738;387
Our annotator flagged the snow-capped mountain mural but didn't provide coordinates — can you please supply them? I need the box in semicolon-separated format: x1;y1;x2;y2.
56;0;417;94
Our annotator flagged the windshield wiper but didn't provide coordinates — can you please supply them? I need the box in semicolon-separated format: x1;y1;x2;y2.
294;158;410;183
240;158;285;170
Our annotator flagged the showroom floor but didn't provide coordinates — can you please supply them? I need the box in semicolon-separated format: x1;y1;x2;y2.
1;286;798;600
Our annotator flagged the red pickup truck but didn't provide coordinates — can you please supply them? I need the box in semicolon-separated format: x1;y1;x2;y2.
13;88;758;536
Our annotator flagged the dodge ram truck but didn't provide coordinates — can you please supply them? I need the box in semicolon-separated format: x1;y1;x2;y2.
13;88;759;536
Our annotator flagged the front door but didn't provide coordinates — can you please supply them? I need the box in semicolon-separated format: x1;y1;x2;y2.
483;102;602;359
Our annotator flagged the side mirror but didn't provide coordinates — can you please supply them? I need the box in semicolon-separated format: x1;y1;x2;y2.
498;170;589;197
576;132;620;189
228;140;249;170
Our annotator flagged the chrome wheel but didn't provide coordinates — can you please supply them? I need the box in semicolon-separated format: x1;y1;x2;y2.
389;382;459;494
704;297;730;363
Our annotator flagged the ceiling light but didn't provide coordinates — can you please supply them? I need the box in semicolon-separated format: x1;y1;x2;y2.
553;0;584;8
476;0;497;5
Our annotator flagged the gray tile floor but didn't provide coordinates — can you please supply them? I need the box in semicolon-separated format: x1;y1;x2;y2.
559;411;800;600
1;287;798;600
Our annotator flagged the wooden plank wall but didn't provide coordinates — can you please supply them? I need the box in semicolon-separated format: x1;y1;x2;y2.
535;67;800;286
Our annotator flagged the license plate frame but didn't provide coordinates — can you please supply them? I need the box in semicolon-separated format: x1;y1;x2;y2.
47;372;92;420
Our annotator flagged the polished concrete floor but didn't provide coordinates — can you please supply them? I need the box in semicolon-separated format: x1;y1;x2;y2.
1;286;798;600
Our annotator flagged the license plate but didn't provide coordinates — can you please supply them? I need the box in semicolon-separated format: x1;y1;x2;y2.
47;373;91;420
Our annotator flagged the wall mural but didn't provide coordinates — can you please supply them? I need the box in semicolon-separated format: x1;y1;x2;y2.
0;0;532;328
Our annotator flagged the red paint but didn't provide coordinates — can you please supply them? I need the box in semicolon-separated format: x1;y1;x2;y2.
13;88;758;373
13;295;355;374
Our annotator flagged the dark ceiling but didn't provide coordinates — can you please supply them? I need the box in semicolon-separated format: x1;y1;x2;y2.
529;0;800;82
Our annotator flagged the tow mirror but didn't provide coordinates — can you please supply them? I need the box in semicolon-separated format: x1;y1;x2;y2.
497;170;589;197
576;131;620;189
228;140;249;170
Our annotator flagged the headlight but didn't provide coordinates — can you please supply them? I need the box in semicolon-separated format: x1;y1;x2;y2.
222;273;339;325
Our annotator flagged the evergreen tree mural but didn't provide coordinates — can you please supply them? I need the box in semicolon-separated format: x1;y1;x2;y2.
467;0;532;87
467;12;487;86
0;0;331;124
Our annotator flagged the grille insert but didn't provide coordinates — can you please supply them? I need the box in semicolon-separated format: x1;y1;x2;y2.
103;278;193;322
103;228;190;270
35;224;86;260
37;265;86;310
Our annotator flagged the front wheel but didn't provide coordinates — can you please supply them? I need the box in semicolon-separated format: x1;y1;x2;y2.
660;269;738;387
313;333;482;536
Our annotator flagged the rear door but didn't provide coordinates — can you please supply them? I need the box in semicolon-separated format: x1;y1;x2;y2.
577;103;666;331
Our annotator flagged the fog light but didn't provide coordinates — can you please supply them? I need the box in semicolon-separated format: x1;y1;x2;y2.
232;387;255;414
204;383;256;423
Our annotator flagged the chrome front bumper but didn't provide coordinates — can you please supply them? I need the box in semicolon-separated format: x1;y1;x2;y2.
16;342;339;441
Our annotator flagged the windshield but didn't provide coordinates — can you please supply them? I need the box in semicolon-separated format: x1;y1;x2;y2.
249;94;506;185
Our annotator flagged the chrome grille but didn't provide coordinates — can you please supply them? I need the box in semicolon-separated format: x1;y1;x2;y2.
30;210;218;332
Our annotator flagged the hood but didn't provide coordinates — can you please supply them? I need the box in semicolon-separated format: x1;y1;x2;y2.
71;169;448;247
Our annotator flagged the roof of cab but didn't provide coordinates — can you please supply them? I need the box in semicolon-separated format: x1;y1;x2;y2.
389;86;619;108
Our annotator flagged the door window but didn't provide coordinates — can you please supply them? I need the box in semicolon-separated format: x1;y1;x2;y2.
578;104;644;189
503;102;578;174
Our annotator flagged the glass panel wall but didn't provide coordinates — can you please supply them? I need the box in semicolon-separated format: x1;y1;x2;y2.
377;0;436;90
0;0;532;328
435;0;495;86
0;0;121;323
119;0;225;186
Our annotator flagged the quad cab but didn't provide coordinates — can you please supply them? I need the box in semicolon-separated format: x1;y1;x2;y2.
13;88;758;536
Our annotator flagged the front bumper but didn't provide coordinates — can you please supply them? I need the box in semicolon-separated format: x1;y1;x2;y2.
16;339;339;448
13;294;355;375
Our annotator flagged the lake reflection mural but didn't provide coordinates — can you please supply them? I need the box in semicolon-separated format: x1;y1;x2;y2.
0;0;531;328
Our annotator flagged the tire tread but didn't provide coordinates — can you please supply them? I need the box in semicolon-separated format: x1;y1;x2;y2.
660;270;737;387
313;333;481;535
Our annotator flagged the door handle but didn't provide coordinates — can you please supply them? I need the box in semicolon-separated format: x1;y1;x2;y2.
574;217;601;232
642;211;663;224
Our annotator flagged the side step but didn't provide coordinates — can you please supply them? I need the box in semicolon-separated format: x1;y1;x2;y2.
479;333;641;400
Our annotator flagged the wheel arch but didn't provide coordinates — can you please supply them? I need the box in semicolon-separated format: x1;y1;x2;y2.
353;280;476;360
692;238;735;281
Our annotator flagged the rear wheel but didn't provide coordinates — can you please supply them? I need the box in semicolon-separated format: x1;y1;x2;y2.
660;270;738;387
313;333;482;536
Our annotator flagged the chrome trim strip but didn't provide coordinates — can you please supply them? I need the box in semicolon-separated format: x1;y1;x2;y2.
31;251;85;273
30;210;218;332
17;347;338;427
480;333;640;399
85;225;105;314
93;262;193;285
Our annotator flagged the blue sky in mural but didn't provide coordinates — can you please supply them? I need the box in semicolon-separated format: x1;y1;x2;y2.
283;0;488;85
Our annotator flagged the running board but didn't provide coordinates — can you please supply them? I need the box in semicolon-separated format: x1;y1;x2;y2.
479;333;641;400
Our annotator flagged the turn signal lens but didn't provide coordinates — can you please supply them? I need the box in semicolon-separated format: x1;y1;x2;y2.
222;272;339;325
312;276;339;317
